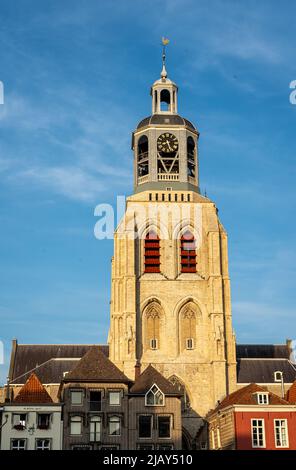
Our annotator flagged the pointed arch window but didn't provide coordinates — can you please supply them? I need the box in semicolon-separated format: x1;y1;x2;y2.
180;309;196;351
146;307;161;350
169;376;191;411
144;231;160;273
180;231;196;273
145;384;164;406
138;135;149;178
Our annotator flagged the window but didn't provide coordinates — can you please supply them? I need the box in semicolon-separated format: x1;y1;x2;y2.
71;390;83;405
109;416;121;436
257;392;269;405
138;135;149;178
158;416;171;438
187;136;196;178
274;419;289;448
274;371;283;382
168;376;191;412
180;231;196;273
144;231;160;273
11;439;26;450
12;413;26;430
146;307;160;350
109;390;121;406
36;439;51;450
180;304;197;352
139;415;152;438
145;384;164;406
90;416;101;442
186;338;194;350
251;419;265;448
70;415;82;435
150;338;158;350
37;413;51;430
89;390;102;411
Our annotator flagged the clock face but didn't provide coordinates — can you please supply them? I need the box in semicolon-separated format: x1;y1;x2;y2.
157;133;178;153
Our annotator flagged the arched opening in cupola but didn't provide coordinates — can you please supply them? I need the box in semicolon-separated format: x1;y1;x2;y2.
160;89;171;112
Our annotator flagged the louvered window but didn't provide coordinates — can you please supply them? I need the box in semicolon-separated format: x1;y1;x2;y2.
144;231;160;273
180;231;196;273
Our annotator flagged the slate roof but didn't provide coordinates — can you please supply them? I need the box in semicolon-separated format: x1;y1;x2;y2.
11;359;81;385
130;365;181;395
209;383;290;415
10;344;108;383
14;373;53;404
63;346;131;383
136;114;196;131
236;344;290;359
237;358;296;383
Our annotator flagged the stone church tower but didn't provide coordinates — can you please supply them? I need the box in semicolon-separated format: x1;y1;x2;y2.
108;55;237;443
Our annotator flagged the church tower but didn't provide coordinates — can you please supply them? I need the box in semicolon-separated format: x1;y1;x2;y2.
108;48;237;444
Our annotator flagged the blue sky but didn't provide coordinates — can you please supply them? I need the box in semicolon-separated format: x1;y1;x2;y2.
0;0;296;384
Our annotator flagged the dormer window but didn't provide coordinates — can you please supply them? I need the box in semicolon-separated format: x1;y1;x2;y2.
145;384;164;406
256;392;269;405
274;371;283;382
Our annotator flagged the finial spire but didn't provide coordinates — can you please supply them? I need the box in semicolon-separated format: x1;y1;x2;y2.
161;37;169;79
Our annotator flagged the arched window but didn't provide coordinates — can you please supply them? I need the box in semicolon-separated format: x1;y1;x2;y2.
108;416;121;436
145;384;164;406
160;89;171;112
138;135;149;178
180;304;197;352
187;136;195;178
146;308;160;350
90;416;101;442
144;231;160;273
180;231;196;273
169;376;191;411
70;415;82;435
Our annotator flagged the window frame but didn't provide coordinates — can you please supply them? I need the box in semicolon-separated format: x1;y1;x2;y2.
11;438;27;450
89;415;102;443
108;415;121;437
157;415;171;439
37;413;51;430
256;392;269;405
144;231;161;273
12;413;27;430
138;414;153;439
70;415;83;436
35;438;51;450
274;419;289;448
145;384;165;407
70;389;84;406
180;231;197;274
251;419;266;448
186;338;194;350
108;390;121;406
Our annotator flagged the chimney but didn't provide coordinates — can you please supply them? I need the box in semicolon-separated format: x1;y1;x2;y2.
135;361;141;381
5;377;10;403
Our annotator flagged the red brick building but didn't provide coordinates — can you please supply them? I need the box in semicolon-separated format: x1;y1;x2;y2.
208;383;296;450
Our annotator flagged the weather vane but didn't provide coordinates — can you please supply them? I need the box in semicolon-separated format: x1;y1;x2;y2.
162;37;169;65
161;37;169;79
